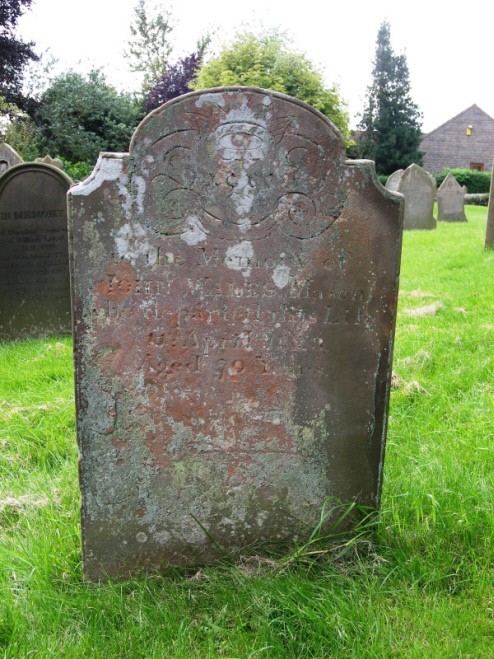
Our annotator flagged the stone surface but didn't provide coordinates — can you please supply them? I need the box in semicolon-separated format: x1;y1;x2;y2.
385;169;404;192
69;87;403;580
398;164;436;230
485;158;494;248
0;162;73;340
36;155;64;170
0;143;23;173
437;173;467;222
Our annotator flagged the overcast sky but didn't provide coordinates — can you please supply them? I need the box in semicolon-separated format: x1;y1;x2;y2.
18;0;494;133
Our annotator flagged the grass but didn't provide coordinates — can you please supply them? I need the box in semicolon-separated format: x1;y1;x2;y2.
1;208;493;657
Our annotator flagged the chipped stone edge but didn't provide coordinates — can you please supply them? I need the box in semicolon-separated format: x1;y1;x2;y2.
346;159;404;206
69;152;128;197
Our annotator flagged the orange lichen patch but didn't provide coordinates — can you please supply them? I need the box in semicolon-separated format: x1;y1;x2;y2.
95;261;139;300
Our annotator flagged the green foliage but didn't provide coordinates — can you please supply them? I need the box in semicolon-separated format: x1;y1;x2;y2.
0;94;39;159
124;0;173;95
34;70;143;163
358;21;423;175
61;159;93;182
193;31;349;141
435;168;491;194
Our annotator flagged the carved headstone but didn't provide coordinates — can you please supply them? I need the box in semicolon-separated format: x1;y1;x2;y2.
36;155;64;170
0;143;23;173
0;163;72;339
398;164;436;230
69;88;403;580
385;169;404;192
437;173;467;222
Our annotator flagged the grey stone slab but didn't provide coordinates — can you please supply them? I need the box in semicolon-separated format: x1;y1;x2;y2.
398;164;436;230
69;87;404;580
0;163;73;340
385;169;404;192
437;173;467;222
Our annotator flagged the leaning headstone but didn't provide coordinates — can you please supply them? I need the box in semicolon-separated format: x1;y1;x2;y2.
385;169;404;192
36;154;64;170
0;162;73;340
0;143;23;173
398;164;436;230
437;173;467;222
69;87;403;580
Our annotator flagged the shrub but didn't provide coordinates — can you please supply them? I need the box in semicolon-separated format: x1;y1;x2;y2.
61;160;93;182
464;193;489;206
435;168;491;194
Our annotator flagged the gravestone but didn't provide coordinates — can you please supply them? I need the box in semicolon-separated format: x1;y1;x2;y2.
36;154;64;170
0;162;73;340
437;173;467;222
398;164;436;230
485;158;494;248
385;169;404;192
69;87;403;580
0;143;23;173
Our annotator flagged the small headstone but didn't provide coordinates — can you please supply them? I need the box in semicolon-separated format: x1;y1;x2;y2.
398;164;436;230
69;88;403;580
36;155;64;170
0;162;73;340
437;173;467;222
0;143;23;173
385;169;404;192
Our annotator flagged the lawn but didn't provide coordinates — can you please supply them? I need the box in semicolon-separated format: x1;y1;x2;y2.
1;208;493;657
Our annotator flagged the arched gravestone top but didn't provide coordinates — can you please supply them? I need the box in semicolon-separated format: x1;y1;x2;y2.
398;163;436;230
36;154;64;170
437;173;467;222
69;87;403;580
0;143;23;174
385;169;404;192
0;162;73;340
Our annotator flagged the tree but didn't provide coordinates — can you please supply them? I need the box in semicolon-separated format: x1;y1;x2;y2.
192;31;349;141
144;51;203;113
0;0;38;111
34;70;142;163
357;21;422;175
124;0;173;95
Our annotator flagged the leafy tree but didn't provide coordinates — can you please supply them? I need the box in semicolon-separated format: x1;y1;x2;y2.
34;70;143;163
0;0;38;111
357;21;422;174
144;51;203;113
0;95;38;159
192;31;349;141
124;0;173;95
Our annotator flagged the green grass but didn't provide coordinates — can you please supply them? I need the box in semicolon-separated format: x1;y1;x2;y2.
1;209;493;657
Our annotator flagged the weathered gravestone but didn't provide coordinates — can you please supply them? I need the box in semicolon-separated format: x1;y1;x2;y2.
398;164;436;230
36;155;64;170
68;87;403;580
385;169;404;192
0;162;72;340
0;143;23;173
437;173;467;222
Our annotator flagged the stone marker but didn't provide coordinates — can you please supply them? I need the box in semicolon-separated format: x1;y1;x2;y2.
437;173;467;222
0;143;23;173
385;169;404;192
398;164;436;230
69;87;403;580
36;154;64;170
0;162;73;340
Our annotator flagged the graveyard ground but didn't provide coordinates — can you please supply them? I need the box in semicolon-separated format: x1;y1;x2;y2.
0;207;493;657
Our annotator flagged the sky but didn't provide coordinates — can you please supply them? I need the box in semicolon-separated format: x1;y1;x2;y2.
17;0;494;133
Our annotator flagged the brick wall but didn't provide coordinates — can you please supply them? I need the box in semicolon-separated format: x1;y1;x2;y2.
420;105;494;173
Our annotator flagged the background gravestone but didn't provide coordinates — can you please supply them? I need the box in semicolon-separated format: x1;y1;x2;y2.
385;169;404;192
36;155;64;170
69;87;403;580
0;162;73;340
485;158;494;248
398;163;436;230
0;143;23;173
437;173;467;222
